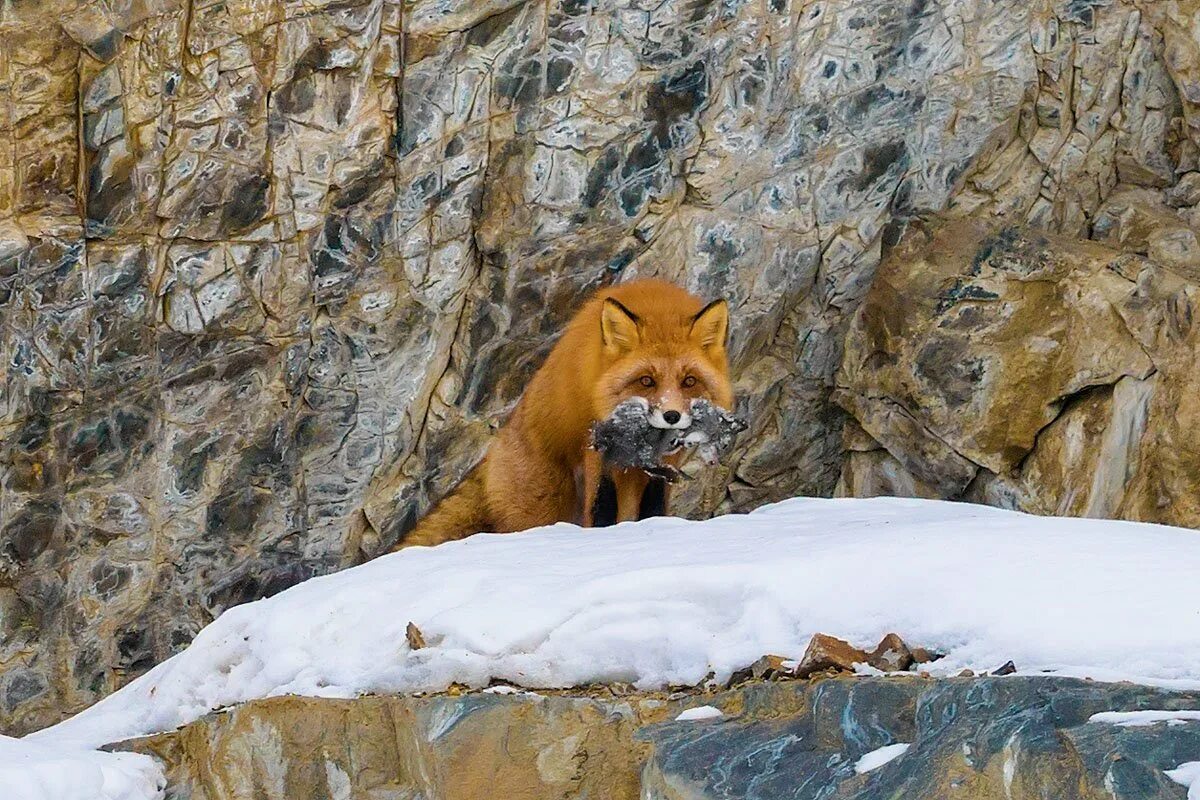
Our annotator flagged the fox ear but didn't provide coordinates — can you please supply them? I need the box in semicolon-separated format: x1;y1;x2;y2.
690;299;729;351
601;298;641;354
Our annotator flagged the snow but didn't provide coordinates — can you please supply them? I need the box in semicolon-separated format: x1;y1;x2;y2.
1089;710;1200;727
854;743;911;774
21;496;1200;786
0;735;164;800
675;705;724;721
1166;761;1200;799
481;685;523;695
1091;711;1200;798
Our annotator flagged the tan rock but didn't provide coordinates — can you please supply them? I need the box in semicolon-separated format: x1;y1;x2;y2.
911;647;942;665
1091;187;1186;253
840;219;1156;487
130;693;652;800
867;633;915;673
405;622;426;651
1166;172;1200;208
1148;227;1200;280
834;447;943;500
793;634;869;679
838;208;1200;532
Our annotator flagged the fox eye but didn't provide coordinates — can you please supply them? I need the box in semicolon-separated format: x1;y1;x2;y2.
639;375;655;388
682;375;697;388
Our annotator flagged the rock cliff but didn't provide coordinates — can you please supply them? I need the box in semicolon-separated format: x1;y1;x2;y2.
4;0;1200;733
122;676;1200;799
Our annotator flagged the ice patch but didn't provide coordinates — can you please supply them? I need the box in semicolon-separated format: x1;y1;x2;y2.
854;743;911;774
675;705;724;721
1089;710;1200;727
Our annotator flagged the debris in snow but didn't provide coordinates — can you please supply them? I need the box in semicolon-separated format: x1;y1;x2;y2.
406;622;426;650
854;743;912;774
958;669;976;678
1089;710;1200;726
992;660;1017;676
589;397;746;478
794;633;869;679
675;705;724;721
867;633;915;672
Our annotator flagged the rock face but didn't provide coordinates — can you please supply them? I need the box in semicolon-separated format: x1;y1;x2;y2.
122;676;1200;799
4;0;1200;734
835;218;1198;525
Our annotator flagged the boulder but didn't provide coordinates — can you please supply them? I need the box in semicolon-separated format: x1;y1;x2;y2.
867;633;915;673
793;634;869;679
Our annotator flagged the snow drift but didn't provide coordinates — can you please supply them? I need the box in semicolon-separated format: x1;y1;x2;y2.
0;735;164;800
31;496;1200;749
16;496;1200;799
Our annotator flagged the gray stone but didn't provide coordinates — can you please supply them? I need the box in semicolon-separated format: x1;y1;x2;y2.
119;676;1200;800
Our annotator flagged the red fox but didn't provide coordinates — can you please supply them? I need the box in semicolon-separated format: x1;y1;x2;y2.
395;279;733;549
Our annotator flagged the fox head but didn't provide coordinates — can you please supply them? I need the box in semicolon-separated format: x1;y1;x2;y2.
595;295;734;430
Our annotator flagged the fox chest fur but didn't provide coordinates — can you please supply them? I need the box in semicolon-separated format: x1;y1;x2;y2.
397;278;733;548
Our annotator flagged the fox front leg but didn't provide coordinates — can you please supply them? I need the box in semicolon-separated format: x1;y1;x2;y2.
651;450;685;518
612;468;650;523
581;448;604;527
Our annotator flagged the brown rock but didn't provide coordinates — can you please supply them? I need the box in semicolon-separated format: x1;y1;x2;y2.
751;654;793;680
836;214;1200;530
405;622;426;651
793;634;869;679
729;654;794;685
834;443;943;500
867;633;915;673
911;647;944;665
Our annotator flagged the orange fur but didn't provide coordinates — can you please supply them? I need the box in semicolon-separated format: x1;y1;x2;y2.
395;279;733;549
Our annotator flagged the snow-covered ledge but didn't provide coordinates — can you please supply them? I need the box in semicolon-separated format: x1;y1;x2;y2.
12;497;1200;800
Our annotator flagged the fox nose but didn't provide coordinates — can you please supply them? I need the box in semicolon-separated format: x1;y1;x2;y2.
662;410;681;425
